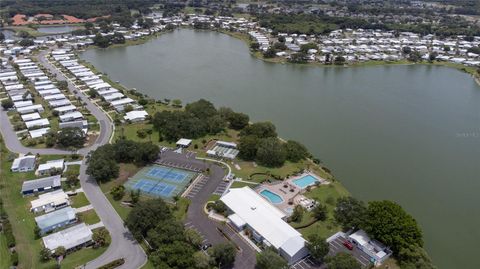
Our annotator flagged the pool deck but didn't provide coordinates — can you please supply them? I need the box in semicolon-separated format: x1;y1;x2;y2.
254;171;328;214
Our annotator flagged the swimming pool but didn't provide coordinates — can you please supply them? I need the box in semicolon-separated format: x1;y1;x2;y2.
260;190;283;204
292;175;318;188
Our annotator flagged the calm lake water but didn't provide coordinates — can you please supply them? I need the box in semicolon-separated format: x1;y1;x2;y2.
37;25;80;34
80;29;480;269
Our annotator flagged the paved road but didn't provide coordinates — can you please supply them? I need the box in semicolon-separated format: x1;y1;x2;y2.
0;51;147;269
36;51;147;269
159;151;257;269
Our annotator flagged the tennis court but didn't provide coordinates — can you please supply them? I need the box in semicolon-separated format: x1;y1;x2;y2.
125;165;196;200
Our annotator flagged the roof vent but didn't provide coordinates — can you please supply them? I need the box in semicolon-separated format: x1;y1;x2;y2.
250;206;256;210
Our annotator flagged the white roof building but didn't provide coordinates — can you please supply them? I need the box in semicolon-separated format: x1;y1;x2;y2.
221;187;309;264
30;127;51;138
36;159;64;175
348;230;392;266
176;138;192;148
42;223;92;251
124;110;148;122
25;118;50;129
31;189;69;213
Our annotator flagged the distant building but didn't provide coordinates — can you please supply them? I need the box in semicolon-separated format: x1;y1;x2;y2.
21;175;61;196
176;138;192;148
35;206;77;234
221;187;309;264
348;229;392;266
206;141;239;159
42;223;93;252
11;155;36;172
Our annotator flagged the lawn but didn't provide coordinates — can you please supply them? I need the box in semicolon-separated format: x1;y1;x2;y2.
0;140;105;269
294;183;350;239
71;192;91;208
172;197;191;221
59;245;108;269
229;180;259;189
0;233;11;268
66;164;81;175
77;209;101;225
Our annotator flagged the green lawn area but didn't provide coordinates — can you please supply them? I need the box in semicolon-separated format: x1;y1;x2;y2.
59;245;108;268
230;180;259;189
232;160;307;182
294;183;350;239
71;192;90;208
77;209;101;225
172;197;191;221
0;233;11;268
0;140;105;269
66;164;80;175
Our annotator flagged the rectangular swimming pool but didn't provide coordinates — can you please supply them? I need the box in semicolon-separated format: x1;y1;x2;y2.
292;175;318;189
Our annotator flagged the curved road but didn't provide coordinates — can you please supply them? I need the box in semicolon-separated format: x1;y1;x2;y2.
0;51;147;269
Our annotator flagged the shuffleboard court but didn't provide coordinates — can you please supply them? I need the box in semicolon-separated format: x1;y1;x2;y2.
125;164;196;201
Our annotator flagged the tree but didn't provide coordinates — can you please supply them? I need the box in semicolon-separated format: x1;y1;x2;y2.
92;228;109;247
300;42;317;53
312;203;328;221
45;131;57;147
150;241;196;268
240;122;277;138
256;137;286;167
111;185;126;200
1;99;14;110
193;251;212;269
334;55;346;65
126;199;172;240
289;205;304;222
172;99;182;107
130;189;141;204
364;200;423;253
398;244;436;269
39;247;51;261
256;248;288;269
428;52;438;62
263;48;276;58
325;253;361;269
402;46;412;54
0;32;4;41
57;80;68;91
86;145;119;182
185;99;217;119
93;34;110;48
209;243;236;268
334;197;367;231
284;140;309;162
65;169;79;187
238;135;259;161
56;127;86;148
54;246;66;258
184;228;203;247
19;38;34;47
227;112;249;130
306;234;329;261
250;42;260;50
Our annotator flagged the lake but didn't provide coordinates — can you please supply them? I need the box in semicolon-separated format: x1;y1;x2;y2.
37;25;81;34
80;29;480;268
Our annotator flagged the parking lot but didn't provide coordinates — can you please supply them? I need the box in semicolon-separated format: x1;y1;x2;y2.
291;256;324;269
185;175;210;199
328;236;372;267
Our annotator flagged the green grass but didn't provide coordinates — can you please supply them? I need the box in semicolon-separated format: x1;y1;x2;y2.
66;164;80;175
59;245;108;269
172;197;191;221
230;181;259;189
71;192;90;208
295;182;350;239
141;260;156;269
0;140;106;269
77;209;101;225
0;233;11;268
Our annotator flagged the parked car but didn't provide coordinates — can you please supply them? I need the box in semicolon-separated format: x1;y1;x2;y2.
343;241;354;250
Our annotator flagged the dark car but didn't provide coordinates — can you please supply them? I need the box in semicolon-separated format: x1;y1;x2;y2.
202;243;212;251
343;241;354;250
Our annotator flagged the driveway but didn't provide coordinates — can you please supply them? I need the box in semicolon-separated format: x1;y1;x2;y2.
158;151;257;269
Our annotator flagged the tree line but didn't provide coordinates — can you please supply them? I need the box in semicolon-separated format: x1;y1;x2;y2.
86;139;159;182
126;199;237;269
